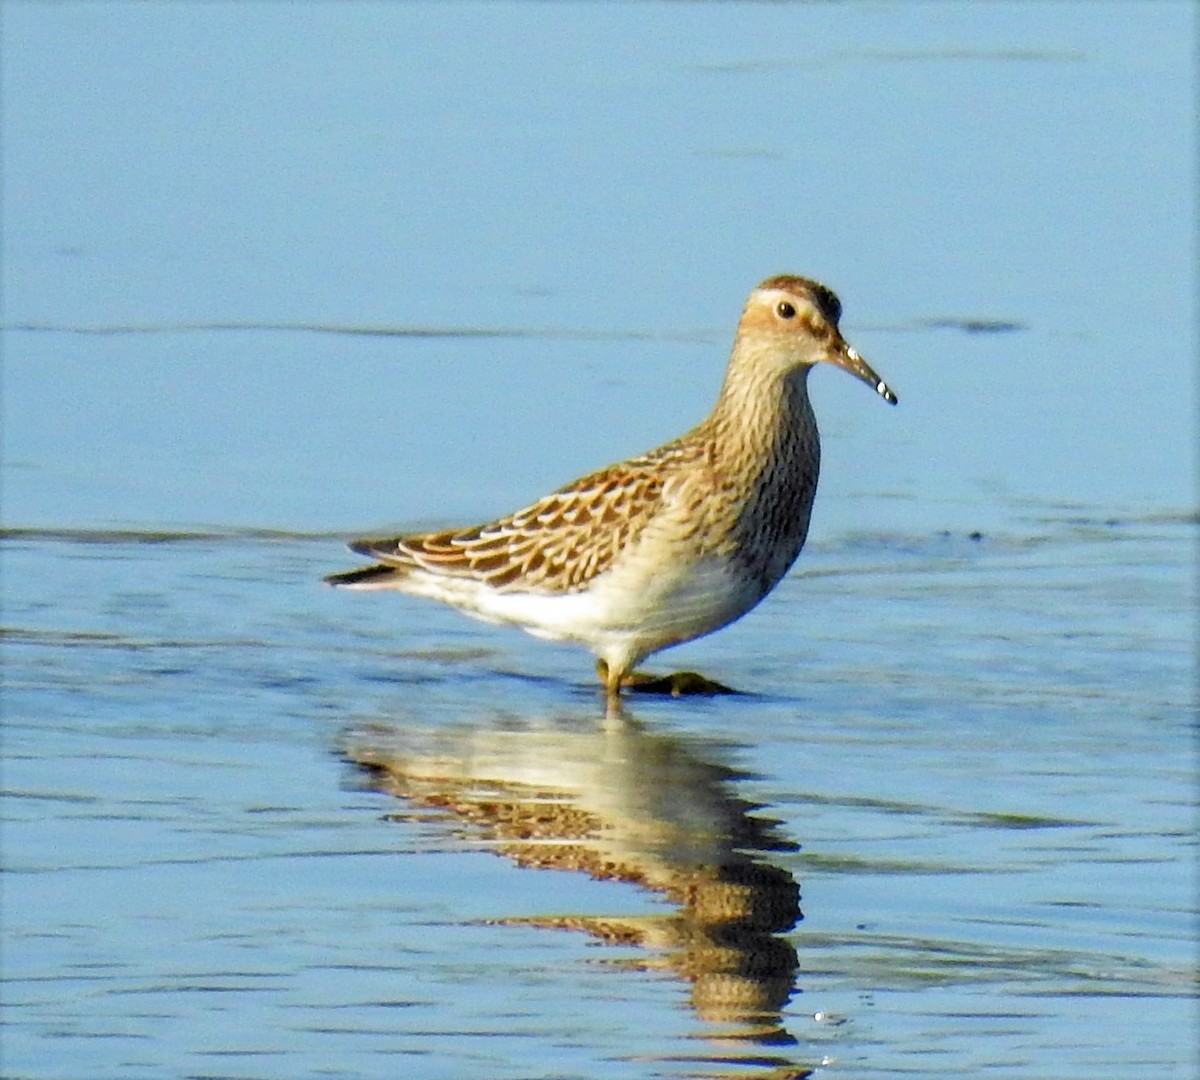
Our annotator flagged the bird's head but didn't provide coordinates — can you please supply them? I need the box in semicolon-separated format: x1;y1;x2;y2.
737;275;897;405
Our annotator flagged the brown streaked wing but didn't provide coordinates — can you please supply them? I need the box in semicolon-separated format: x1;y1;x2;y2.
352;456;679;594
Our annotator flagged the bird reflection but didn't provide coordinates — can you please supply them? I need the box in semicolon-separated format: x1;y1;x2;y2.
345;707;809;1072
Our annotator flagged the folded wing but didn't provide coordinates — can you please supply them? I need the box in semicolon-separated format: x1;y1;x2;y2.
335;457;677;594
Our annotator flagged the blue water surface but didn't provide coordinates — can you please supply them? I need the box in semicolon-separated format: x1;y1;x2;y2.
3;0;1194;535
2;4;1196;1080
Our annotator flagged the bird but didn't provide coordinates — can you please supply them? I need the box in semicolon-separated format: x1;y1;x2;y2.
325;275;897;699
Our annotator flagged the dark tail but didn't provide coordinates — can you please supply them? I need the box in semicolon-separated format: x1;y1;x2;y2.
323;564;403;588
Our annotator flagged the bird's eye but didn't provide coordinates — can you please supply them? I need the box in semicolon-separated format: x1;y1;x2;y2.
776;301;796;320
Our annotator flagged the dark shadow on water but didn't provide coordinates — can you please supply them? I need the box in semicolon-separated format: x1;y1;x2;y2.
343;706;812;1078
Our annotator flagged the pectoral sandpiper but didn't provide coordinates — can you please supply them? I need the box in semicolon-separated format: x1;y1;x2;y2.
326;275;897;698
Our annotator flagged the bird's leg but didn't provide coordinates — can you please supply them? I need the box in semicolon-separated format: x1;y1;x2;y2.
596;658;626;700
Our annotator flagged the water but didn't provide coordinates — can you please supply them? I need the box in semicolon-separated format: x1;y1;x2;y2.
3;523;1193;1077
2;3;1195;1078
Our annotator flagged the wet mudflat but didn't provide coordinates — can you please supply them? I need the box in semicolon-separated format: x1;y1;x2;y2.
2;519;1193;1079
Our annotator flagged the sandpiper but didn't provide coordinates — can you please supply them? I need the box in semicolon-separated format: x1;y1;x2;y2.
326;275;897;698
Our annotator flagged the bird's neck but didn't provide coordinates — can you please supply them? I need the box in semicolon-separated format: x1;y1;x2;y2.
707;355;817;473
698;343;822;588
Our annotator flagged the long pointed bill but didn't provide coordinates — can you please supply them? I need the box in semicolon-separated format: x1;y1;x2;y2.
827;342;898;405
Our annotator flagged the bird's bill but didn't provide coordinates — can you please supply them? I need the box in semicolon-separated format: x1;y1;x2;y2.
826;342;898;405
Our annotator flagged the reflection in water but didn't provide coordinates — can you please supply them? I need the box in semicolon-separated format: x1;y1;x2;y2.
345;709;810;1077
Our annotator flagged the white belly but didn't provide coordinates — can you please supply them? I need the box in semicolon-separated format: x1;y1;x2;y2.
396;548;762;670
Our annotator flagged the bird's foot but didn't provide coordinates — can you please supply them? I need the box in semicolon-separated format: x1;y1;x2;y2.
623;669;739;696
596;660;738;698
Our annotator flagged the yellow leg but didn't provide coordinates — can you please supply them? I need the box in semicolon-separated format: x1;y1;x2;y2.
596;658;627;699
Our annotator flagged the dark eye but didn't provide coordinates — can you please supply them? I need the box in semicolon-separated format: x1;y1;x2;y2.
776;301;796;319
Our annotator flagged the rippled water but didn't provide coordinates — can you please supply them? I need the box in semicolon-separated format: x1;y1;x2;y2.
3;2;1196;1078
3;519;1194;1078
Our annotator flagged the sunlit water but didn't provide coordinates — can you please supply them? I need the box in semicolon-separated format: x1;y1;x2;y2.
2;3;1196;1078
3;521;1193;1078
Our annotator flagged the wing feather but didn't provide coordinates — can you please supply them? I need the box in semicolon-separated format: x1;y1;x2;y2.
348;441;703;593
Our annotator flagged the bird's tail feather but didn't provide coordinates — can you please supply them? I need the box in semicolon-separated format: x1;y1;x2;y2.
323;564;406;589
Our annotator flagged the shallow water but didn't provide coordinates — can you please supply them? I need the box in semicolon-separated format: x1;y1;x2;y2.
3;520;1194;1078
2;3;1196;1078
